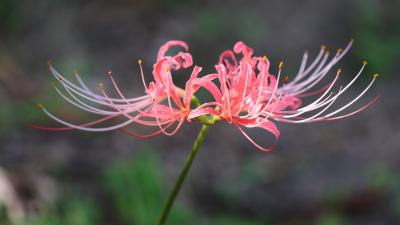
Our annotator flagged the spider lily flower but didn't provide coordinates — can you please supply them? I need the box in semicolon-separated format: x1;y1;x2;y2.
34;40;378;151
189;41;379;151
34;41;204;137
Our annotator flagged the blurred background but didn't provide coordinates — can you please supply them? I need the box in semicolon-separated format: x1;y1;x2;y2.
0;0;400;224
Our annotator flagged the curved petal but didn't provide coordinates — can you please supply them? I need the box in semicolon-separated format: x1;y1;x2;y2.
184;66;203;108
219;50;238;72
157;40;189;61
234;120;279;152
233;41;254;62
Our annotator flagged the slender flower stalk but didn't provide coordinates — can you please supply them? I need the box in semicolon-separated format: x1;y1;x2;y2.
33;39;379;225
156;123;211;225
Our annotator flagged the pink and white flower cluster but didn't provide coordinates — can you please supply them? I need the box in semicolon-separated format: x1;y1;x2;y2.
36;40;379;151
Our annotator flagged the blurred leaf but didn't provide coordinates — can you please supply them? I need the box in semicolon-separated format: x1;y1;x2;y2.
316;212;344;225
15;196;99;225
102;150;193;225
62;197;100;225
354;0;400;76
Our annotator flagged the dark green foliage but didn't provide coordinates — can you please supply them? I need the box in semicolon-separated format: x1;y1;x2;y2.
102;150;193;225
354;0;400;76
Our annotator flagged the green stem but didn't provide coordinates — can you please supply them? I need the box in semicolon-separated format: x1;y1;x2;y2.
156;124;211;225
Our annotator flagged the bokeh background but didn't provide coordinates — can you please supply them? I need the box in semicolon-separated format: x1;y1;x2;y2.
1;0;400;224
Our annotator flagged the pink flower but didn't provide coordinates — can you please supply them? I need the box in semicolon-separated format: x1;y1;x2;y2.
34;40;378;152
187;41;379;151
34;41;204;137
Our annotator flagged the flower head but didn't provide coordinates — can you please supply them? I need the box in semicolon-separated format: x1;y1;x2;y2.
34;41;204;137
187;40;379;151
34;40;378;151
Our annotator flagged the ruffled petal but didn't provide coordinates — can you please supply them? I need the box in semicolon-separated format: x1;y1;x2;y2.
157;40;189;61
233;41;254;62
